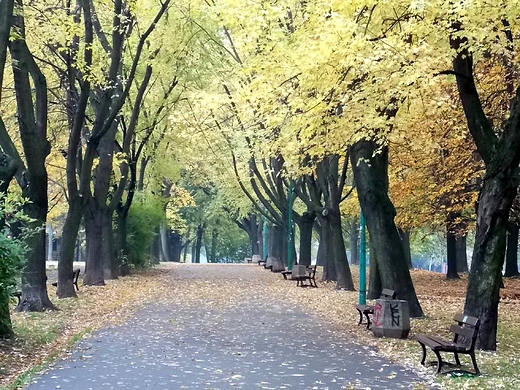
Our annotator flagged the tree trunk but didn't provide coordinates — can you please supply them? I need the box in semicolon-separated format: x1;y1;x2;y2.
350;219;359;265
451;27;520;350
298;211;314;266
117;208;131;276
268;224;284;260
195;224;204;263
11;3;55;311
210;229;218;263
398;228;413;269
102;210;117;279
368;242;382;299
464;173;517;349
83;200;105;285
351;140;423;317
316;223;324;267
257;220;264;258
318;216;337;282
170;231;183;263
446;226;460;279
504;221;519;277
182;238;189;263
160;224;171;262
0;0;14;98
57;199;82;297
456;234;469;273
0;296;13;338
328;206;355;290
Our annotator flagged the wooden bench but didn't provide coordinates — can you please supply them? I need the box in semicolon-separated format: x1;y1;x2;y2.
355;288;396;329
51;268;81;291
412;313;480;375
294;265;318;287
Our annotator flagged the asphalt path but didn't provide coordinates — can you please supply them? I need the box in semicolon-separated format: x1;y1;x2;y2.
27;264;429;390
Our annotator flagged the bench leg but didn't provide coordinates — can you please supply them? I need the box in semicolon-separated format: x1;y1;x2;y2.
364;313;371;330
454;352;461;367
470;352;480;376
433;350;443;373
356;309;363;326
418;342;427;366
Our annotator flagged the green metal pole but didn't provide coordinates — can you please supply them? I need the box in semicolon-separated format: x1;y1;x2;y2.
287;181;294;271
359;213;367;305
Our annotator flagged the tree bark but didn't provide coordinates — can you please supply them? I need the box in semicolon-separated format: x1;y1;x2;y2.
83;199;105;285
298;211;314;266
504;221;519;277
210;229;218;263
456;234;469;273
350;219;359;265
317;216;337;282
446;226;460;279
195;224;204;263
368;242;382;299
170;231;183;263
11;2;55;311
0;0;14;100
451;26;520;350
398;228;412;269
351;140;423;317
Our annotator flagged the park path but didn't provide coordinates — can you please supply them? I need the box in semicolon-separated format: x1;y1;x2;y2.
27;264;429;390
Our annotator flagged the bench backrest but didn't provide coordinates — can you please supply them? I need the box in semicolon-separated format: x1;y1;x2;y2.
451;313;480;351
380;289;396;299
307;265;317;278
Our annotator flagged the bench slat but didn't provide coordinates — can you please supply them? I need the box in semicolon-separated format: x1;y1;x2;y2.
449;324;477;340
453;313;479;327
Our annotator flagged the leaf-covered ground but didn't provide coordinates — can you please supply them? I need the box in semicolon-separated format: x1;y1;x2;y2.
1;264;519;389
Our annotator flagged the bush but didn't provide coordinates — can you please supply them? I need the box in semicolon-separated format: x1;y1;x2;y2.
126;194;166;268
0;194;31;338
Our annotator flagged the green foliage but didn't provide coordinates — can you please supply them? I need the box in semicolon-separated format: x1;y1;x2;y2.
0;194;32;338
212;223;250;263
126;193;167;268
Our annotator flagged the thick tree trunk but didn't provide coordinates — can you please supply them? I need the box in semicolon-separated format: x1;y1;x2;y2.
117;209;131;276
456;234;469;273
451;28;520;350
268;224;283;260
102;210;117;279
351;140;423;317
446;227;460;279
250;214;259;256
0;295;13;338
504;221;519;277
170;231;183;263
257;221;264;258
318;216;337;282
328;206;355;290
195;224;204;263
210;229;218;263
464;173;517;349
298;211;314;266
83;199;105;285
57;198;82;297
398;228;413;269
11;4;55;311
160;224;171;262
350;219;359;265
315;223;324;267
368;242;382;299
0;0;14;97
